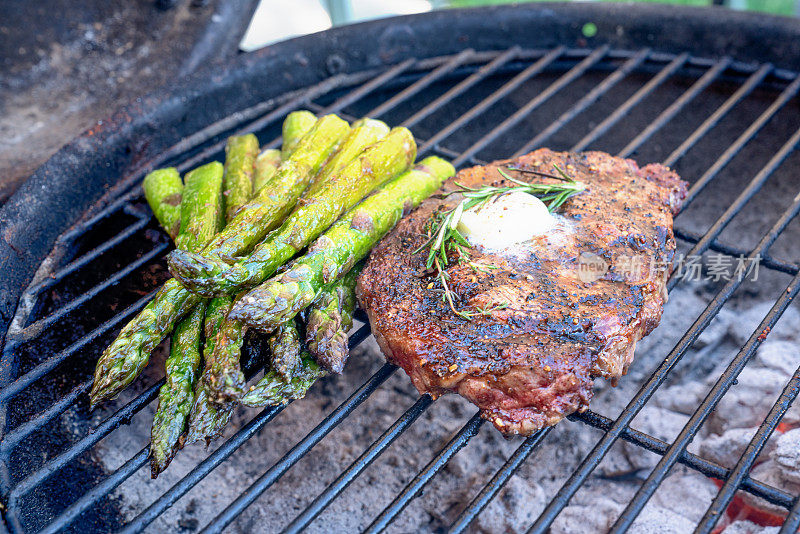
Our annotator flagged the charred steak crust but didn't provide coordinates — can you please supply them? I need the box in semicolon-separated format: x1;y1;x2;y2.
358;149;688;435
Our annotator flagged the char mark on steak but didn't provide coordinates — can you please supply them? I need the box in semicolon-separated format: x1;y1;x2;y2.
358;149;688;435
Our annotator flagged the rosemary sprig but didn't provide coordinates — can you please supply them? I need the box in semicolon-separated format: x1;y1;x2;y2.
416;165;585;320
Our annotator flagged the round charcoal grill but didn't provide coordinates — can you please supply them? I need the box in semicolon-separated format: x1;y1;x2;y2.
2;4;800;533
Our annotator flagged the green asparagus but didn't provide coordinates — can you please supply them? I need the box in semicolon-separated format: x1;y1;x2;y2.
148;160;224;476
254;113;313;194
168;118;385;286
90;116;349;407
280;110;317;159
169;127;417;297
222;134;259;221
253;149;281;193
150;303;205;477
268;319;302;380
175;162;224;252
91;279;198;407
143;168;183;240
173;114;350;264
305;118;389;194
241;353;325;408
305;266;359;373
185;296;236;445
229;156;454;332
204;313;247;403
92;160;225;407
185;384;235;445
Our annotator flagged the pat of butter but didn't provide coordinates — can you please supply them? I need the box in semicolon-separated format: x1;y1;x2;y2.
457;190;555;250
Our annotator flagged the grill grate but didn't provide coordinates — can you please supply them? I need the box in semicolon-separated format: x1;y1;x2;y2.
2;44;800;533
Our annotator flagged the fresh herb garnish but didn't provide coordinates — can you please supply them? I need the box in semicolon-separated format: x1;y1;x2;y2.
416;165;585;320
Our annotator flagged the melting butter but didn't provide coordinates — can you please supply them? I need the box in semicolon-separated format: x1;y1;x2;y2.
457;190;556;250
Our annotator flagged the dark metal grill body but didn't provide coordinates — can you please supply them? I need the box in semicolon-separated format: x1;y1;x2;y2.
2;4;800;533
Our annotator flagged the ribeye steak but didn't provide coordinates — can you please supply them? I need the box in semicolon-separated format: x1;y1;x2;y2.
357;149;688;435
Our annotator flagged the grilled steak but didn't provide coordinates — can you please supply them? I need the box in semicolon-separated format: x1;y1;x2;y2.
357;149;688;435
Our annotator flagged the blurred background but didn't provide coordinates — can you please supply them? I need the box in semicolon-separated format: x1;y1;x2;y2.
242;0;800;51
0;0;795;204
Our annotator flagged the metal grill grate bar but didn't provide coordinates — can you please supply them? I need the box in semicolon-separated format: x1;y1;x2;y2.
116;406;285;534
0;290;156;406
527;184;800;532
283;395;434;534
200;359;394;534
366;49;476;119
8;380;163;506
512;49;650;157
12;240;168;345
617;57;732;158
263;59;420;149
40;446;150;534
571;410;795;506
113;326;375;534
364;413;485;534
417;47;565;156
673;228;799;276
177;75;356;171
447;427;552;534
401;47;521;129
25;209;151;298
570;53;689;152
3;45;800;533
58;188;145;244
679;72;800;211
610;268;800;531
662;63;773;167
780;501;800;533
669;124;800;292
452;45;611;166
321;60;416;114
0;380;91;455
0;290;157;406
698;351;800;532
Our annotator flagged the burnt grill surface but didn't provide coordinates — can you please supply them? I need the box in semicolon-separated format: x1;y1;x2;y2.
2;5;800;533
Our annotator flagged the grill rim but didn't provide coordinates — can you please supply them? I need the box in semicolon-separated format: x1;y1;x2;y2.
3;3;800;343
3;4;800;533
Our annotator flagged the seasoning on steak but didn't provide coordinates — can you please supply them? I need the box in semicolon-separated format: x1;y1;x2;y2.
357;149;688;435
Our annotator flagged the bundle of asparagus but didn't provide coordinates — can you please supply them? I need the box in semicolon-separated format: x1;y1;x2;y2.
90;111;455;477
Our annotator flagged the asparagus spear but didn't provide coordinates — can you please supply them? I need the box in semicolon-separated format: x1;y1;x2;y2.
254;113;314;193
268;319;302;380
281;110;317;159
147;161;224;476
241;353;325;408
143;168;183;240
92;161;225;408
169;127;417;296
253;149;281;193
180;114;350;263
151;118;313;449
305;118;389;194
230;157;454;332
89;116;349;407
175;162;224;253
150;303;205;477
203;310;247;403
90;279;197;407
184;117;384;402
305;266;359;373
185;296;237;445
222;134;259;221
